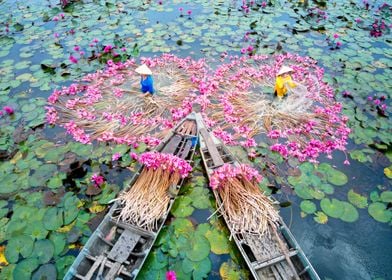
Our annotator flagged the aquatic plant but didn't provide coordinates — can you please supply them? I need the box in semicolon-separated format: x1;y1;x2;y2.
115;152;192;231
209;163;279;237
46;54;207;147
202;53;350;163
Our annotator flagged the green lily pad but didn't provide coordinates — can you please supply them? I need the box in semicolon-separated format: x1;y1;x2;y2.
171;196;194;218
25;221;49;240
0;200;8;218
205;228;230;255
380;191;392;203
320;198;345;219
43;207;63;231
182;256;212;279
318;163;348;186
300;200;317;214
5;235;34;263
13;258;39;280
189;187;211;209
340;202;359;223
55;255;75;279
368;202;392;223
313;211;328;224
31;239;54;264
347;189;368;209
172;218;194;237
294;185;313;200
32;264;57;280
185;234;210;262
49;232;67;255
219;261;243;280
384;166;392;179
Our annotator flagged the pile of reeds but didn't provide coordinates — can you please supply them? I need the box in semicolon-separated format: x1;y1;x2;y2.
115;152;192;232
210;164;280;237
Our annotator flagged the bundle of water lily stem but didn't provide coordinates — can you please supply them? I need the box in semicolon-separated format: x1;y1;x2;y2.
209;164;280;237
116;151;192;232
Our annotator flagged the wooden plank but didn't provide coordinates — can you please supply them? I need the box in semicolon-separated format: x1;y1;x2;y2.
83;255;105;279
107;229;140;263
106;262;122;280
253;250;298;270
199;128;224;167
161;135;182;154
178;139;192;160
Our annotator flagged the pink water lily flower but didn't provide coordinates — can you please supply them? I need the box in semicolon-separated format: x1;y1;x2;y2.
91;174;105;187
3;106;14;114
166;271;177;280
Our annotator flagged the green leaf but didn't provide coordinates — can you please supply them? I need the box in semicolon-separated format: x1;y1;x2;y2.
172;218;194;237
320;198;345;219
368;202;392;223
219;261;242;280
31;240;54;264
384;166;392;179
182;257;212;279
380;191;392;203
205;228;230;254
55;255;75;279
25;221;49;240
185;234;210;261
43;207;63;231
32;264;57;280
49;232;67;256
313;211;328;224
340;202;359;222
13;258;39;280
171;196;194;218
5;235;34;263
300;200;317;214
347;189;368;209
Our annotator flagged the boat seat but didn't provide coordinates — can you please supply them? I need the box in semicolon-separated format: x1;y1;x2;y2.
178;139;192;160
161;134;182;155
200;128;224;168
107;229;140;263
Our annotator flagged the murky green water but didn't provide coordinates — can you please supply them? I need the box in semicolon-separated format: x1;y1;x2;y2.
0;0;391;279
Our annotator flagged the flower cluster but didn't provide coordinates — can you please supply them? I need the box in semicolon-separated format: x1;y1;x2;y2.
367;94;388;115
1;106;14;116
91;173;105;187
166;271;177;280
209;164;262;190
137;152;192;178
326;33;342;50
370;19;390;37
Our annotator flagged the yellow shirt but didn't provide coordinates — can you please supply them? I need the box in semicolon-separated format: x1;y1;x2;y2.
274;75;296;98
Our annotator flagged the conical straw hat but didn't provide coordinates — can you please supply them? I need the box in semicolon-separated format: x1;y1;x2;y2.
135;64;152;75
277;66;294;76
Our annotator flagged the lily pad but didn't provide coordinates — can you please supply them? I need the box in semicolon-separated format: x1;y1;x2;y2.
32;264;57;280
55;255;75;279
185;234;210;261
368;202;392;223
31;239;54;264
171;196;194;218
172;218;194;237
347;189;368;209
49;232;67;255
219;261;242;280
205;228;230;255
43;207;63;231
313;211;328;224
182;257;212;279
5;235;34;263
13;258;39;280
300;200;317;214
340;202;359;223
318;163;348;186
384;166;392;179
320;198;345;219
380;191;392;203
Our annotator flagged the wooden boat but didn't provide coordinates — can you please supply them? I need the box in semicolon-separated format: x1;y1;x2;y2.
196;114;320;280
64;113;198;280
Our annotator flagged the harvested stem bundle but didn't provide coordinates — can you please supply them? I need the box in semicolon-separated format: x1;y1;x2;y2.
210;164;280;237
116;167;181;232
116;152;192;232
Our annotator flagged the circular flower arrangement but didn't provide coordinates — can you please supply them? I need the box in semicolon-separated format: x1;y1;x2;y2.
46;54;207;147
200;53;350;163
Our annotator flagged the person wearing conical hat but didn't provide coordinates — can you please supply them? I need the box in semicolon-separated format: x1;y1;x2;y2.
274;65;297;100
135;64;155;96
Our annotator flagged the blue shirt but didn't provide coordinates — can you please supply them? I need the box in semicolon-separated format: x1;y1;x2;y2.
140;76;154;94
